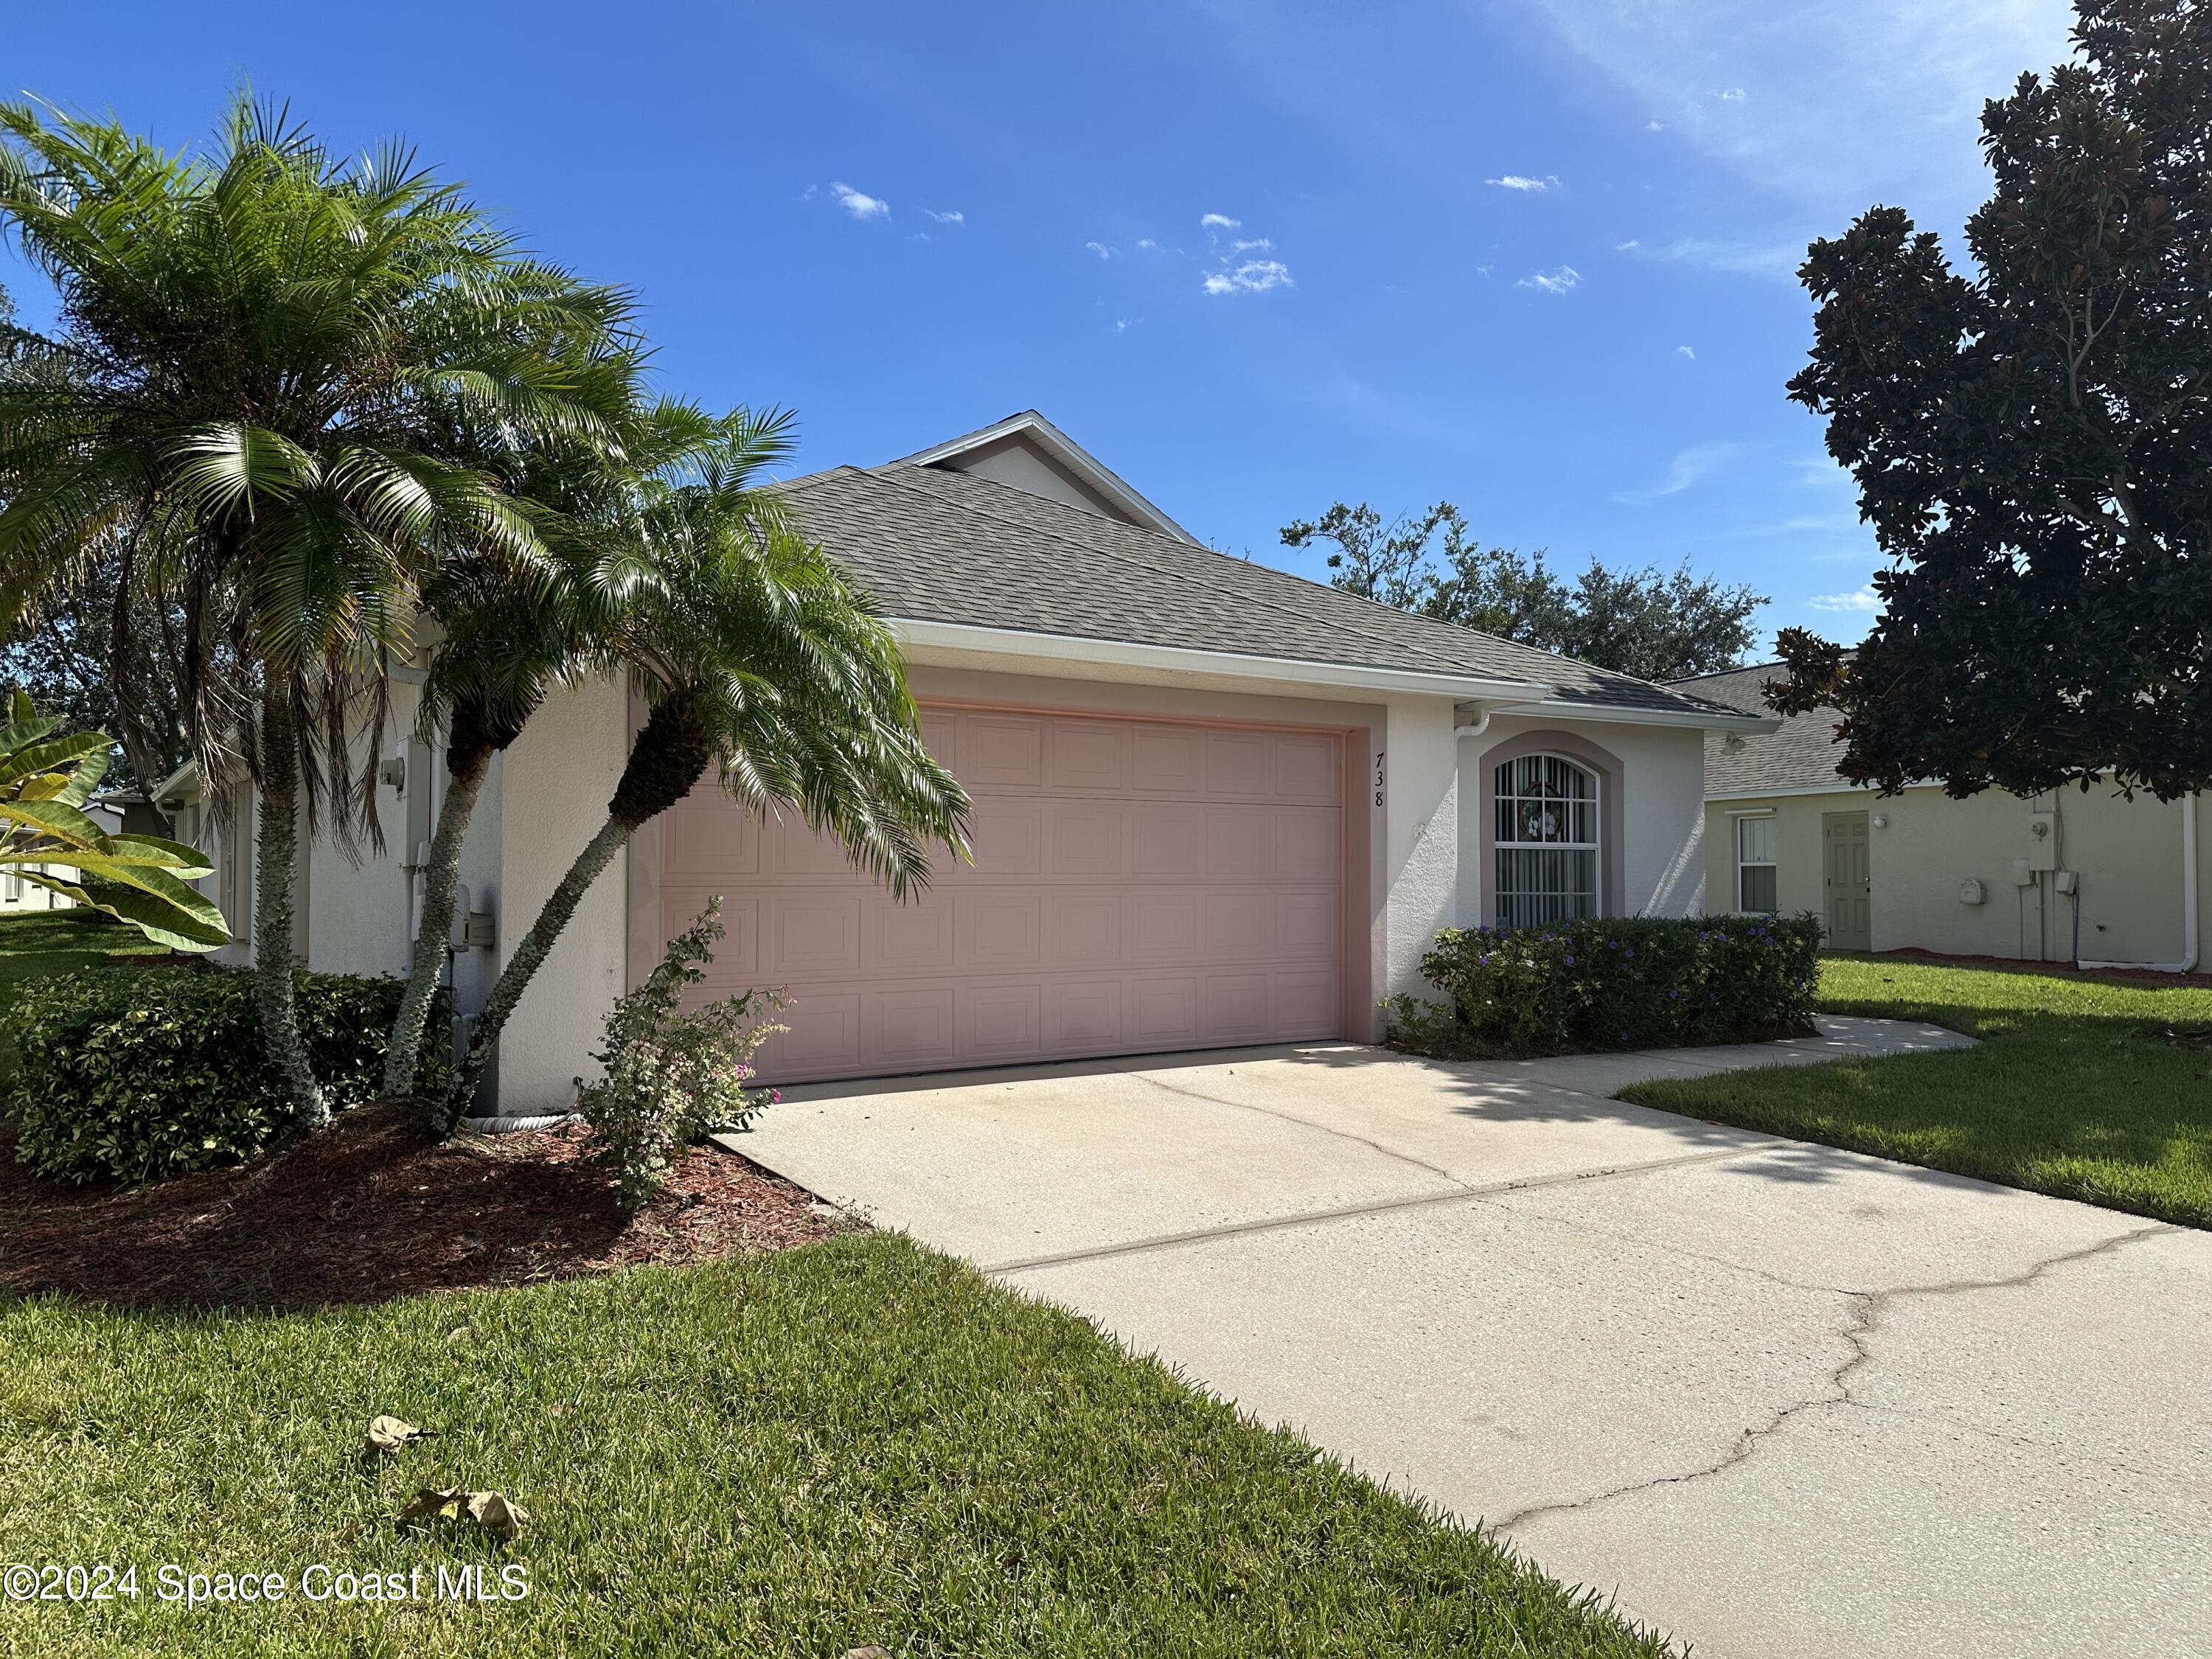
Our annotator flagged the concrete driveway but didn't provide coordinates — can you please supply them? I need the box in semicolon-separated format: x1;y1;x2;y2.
728;1018;2212;1659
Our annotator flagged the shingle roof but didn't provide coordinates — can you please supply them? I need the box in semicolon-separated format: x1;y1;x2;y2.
1668;662;1853;794
784;462;1750;719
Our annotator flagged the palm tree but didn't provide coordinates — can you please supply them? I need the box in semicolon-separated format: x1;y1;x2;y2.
436;449;972;1127
0;100;643;1124
381;399;757;1096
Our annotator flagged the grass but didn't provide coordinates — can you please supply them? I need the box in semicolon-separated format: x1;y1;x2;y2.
0;1236;1673;1658
0;910;170;1091
1624;954;2212;1228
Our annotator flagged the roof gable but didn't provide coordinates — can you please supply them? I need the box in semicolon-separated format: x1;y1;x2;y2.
895;411;1195;540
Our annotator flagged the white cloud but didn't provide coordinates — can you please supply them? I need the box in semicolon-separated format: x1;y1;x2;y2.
1809;585;1882;613
1715;86;1747;101
1084;240;1115;260
1231;237;1273;252
1522;0;2072;218
1135;237;1161;251
829;181;888;220
1675;344;1696;358
1619;235;1802;279
1114;318;1141;332
1486;174;1559;192
1200;212;1242;230
1618;440;1745;501
922;208;965;225
1203;259;1295;296
1517;264;1582;295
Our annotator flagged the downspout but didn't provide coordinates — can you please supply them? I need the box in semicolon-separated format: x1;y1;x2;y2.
2078;793;2199;974
1452;704;1495;742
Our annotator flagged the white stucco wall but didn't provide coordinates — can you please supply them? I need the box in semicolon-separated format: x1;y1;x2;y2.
302;679;417;980
1382;695;1461;998
1701;783;2204;966
487;675;632;1113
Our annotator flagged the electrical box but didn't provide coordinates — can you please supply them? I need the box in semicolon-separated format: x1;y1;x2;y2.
2028;807;2057;870
2053;869;2077;894
463;911;496;950
403;738;434;869
2011;858;2037;888
1958;878;1986;906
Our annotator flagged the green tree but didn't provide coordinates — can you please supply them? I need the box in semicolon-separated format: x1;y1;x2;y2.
1774;0;2212;799
0;101;642;1124
381;400;772;1099
1281;502;1764;681
437;467;972;1126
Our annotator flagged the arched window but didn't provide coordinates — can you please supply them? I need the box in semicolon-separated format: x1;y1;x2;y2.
1493;753;1600;928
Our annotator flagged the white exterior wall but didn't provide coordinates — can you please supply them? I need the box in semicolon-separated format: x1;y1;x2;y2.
302;679;418;979
486;676;632;1113
1382;696;1461;998
1703;784;2205;967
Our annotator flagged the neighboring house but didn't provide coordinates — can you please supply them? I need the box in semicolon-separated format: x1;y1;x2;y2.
1675;662;2204;973
2;798;122;914
160;411;1771;1110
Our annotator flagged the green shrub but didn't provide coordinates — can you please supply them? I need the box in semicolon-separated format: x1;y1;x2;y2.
8;964;450;1184
1386;913;1823;1059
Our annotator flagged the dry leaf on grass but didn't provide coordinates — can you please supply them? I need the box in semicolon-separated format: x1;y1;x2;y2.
365;1415;435;1456
399;1486;530;1540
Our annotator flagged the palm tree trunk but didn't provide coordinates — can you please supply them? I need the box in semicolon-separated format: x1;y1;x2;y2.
382;747;490;1096
436;813;633;1132
254;698;329;1128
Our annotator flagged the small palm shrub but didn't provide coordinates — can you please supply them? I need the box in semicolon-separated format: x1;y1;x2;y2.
577;899;785;1211
10;965;449;1183
1386;913;1823;1059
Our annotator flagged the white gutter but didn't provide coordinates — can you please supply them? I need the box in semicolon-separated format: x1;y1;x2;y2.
1484;696;1779;734
2079;793;2200;974
888;617;1548;703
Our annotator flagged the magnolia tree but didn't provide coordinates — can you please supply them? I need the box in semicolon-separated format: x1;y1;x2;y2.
1773;0;2212;800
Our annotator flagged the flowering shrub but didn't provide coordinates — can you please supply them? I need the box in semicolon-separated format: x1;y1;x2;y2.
1385;913;1823;1059
575;899;786;1211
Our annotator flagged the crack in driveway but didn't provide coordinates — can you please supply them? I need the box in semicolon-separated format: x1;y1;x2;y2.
1488;1221;2181;1533
1123;1071;1476;1192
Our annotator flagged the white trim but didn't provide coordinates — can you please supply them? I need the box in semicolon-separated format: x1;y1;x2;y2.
1705;781;1908;802
888;616;1548;701
1725;807;1777;817
1490;697;1777;733
896;411;1197;542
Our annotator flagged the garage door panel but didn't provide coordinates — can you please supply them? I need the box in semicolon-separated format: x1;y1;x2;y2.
770;894;862;976
1130;891;1200;962
969;804;1043;877
1047;978;1124;1048
1275;809;1340;880
1048;803;1125;877
1046;892;1124;966
658;707;1345;1084
1274;732;1343;803
1274;968;1340;1035
1203;806;1270;877
962;892;1041;969
869;894;954;973
1203;972;1270;1041
1132;724;1206;794
1047;719;1133;792
960;981;1043;1061
866;987;957;1071
962;715;1045;787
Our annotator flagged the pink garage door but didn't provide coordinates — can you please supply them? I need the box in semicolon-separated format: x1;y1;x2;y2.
655;706;1347;1085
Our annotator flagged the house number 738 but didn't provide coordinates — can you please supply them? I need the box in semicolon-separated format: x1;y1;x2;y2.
1374;751;1385;808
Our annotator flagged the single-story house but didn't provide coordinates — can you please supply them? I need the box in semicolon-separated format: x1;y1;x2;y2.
161;411;1773;1110
1674;662;2203;973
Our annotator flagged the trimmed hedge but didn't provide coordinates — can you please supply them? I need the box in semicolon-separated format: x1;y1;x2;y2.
8;964;450;1185
1387;913;1823;1060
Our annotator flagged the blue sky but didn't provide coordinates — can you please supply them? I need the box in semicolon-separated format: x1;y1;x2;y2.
5;1;2076;655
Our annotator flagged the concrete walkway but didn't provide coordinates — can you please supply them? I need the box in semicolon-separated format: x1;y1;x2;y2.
726;1018;2212;1659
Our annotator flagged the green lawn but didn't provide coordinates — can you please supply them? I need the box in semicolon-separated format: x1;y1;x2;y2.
1624;954;2212;1228
0;1237;1672;1658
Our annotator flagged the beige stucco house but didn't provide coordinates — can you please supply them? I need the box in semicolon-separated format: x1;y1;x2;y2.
160;412;1772;1112
1677;662;2203;973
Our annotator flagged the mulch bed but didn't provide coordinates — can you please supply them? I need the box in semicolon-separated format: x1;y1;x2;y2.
0;1099;860;1315
1882;947;2212;990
